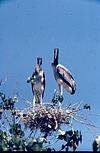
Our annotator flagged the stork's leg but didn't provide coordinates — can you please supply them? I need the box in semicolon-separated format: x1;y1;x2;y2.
60;84;63;96
58;84;63;110
33;96;35;107
58;84;63;97
40;95;42;106
58;101;62;110
58;84;62;110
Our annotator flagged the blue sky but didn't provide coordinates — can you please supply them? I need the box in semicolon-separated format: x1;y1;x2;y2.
0;0;100;151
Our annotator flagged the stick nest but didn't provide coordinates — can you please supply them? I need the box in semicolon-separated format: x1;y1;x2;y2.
17;103;81;134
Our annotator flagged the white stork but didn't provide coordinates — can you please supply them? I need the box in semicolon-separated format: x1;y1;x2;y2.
51;48;76;99
27;57;45;106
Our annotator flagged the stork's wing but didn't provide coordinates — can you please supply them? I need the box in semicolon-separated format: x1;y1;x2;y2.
56;64;76;94
31;77;34;96
31;72;36;96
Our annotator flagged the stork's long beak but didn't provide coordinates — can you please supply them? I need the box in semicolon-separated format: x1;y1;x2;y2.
53;48;59;65
37;57;42;66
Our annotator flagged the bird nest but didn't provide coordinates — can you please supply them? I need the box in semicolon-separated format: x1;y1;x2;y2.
16;103;82;134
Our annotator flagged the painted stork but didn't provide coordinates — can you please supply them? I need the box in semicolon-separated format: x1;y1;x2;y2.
27;57;45;106
51;48;76;100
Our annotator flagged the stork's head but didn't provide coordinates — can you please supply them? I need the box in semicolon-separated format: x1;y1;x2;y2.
51;48;59;66
37;57;42;66
35;57;42;73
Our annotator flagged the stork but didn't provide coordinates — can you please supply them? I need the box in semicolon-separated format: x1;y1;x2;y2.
27;57;45;106
51;48;76;106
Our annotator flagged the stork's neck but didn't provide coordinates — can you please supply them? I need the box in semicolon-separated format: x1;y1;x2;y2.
51;63;58;80
35;64;42;74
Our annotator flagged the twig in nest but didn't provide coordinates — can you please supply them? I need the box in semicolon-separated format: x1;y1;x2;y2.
16;103;82;134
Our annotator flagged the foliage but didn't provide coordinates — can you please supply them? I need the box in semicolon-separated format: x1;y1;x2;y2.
0;83;95;151
92;136;100;152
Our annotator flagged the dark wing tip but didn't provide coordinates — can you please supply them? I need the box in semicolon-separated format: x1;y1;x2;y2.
71;84;76;95
71;89;75;95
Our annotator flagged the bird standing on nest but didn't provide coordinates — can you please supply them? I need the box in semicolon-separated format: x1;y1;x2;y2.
51;48;76;107
27;57;45;106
